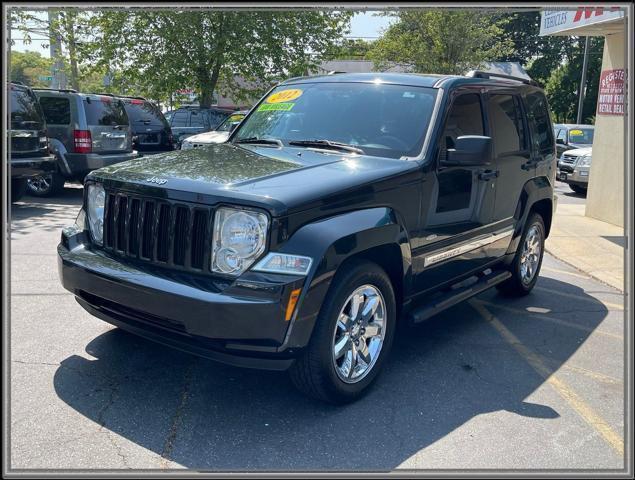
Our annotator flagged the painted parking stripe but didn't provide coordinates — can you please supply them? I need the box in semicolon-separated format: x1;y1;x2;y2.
534;286;624;311
470;299;624;457
477;300;623;340
541;266;592;280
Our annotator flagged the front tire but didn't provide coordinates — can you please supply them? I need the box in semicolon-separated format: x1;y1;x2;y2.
497;213;545;297
289;260;396;404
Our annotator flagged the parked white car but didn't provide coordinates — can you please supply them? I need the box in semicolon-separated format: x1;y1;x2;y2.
181;111;247;149
557;146;592;195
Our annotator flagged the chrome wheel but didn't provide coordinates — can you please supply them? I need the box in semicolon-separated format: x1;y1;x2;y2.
332;284;386;384
520;225;542;285
27;175;52;194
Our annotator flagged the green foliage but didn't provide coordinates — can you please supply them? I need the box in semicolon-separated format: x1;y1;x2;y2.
324;38;374;60
368;10;513;74
10;51;53;87
85;10;352;107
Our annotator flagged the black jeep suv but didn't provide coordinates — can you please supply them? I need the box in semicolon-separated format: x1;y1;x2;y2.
58;72;557;404
9;82;56;202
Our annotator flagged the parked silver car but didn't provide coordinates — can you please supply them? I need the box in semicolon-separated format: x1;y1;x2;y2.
28;89;138;196
557;146;592;195
181;110;247;149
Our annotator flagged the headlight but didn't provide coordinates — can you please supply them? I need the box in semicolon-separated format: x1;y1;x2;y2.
577;154;592;167
211;207;268;275
86;183;105;245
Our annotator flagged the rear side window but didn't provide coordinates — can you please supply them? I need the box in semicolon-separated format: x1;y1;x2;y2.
123;100;167;127
189;111;206;127
488;94;527;155
11;87;43;129
83;97;128;126
209;110;228;129
171;111;189;127
39;96;71;124
525;91;554;154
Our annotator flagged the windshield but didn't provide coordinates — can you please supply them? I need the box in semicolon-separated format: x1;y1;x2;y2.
216;113;246;132
124;100;168;127
568;127;594;144
233;82;438;159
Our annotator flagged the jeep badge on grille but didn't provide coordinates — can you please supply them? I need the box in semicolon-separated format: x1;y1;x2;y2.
145;177;168;185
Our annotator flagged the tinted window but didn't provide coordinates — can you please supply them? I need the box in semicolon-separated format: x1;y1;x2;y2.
39;96;71;125
11;87;43;129
209;110;228;129
556;129;566;142
488;94;526;155
123;100;167;127
171;111;189;127
83;97;128;126
189;111;206;127
568;127;594;145
443;93;484;149
217;113;246;132
525;92;554;154
235;83;438;159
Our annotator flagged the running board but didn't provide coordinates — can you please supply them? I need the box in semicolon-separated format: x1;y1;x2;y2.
408;270;511;324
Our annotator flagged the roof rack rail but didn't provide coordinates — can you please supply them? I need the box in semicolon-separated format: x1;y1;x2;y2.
11;80;25;85
465;70;539;87
327;70;346;75
116;94;147;101
32;87;78;93
88;92;115;97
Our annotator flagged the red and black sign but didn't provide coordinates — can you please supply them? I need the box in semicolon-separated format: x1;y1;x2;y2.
597;69;626;116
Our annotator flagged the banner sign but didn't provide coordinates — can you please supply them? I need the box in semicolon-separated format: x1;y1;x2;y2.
540;7;624;36
597;69;626;116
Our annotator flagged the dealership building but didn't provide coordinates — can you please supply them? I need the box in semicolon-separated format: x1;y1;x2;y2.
540;7;627;227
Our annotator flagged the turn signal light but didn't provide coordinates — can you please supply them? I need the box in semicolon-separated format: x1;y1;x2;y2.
285;288;302;322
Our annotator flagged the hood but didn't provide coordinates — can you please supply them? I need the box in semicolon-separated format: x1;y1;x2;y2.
184;131;230;144
563;146;592;156
91;143;417;216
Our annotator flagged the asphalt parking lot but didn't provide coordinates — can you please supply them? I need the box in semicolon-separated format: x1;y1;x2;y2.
9;182;625;471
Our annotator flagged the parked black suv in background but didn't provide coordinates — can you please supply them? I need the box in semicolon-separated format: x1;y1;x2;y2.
119;96;175;154
27;89;138;197
59;72;556;404
9;82;56;202
167;106;233;147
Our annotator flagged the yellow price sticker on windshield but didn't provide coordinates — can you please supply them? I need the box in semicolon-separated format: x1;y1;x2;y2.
228;114;245;122
570;129;583;135
266;89;303;103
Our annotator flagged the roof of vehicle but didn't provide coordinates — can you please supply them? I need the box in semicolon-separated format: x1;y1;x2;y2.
279;72;540;89
174;105;234;111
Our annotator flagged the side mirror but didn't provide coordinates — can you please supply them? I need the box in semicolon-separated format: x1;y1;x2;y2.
442;135;492;167
556;138;566;145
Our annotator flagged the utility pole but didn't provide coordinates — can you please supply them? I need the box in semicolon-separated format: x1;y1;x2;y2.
48;9;66;89
576;36;590;124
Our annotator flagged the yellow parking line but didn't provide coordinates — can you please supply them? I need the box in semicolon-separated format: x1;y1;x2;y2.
534;286;624;311
470;299;624;457
478;300;623;340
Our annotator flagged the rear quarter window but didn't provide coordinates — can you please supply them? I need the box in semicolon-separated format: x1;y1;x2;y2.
170;111;189;127
38;96;71;124
83;97;129;126
525;91;554;154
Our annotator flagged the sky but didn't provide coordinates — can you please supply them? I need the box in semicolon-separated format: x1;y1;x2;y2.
10;11;394;57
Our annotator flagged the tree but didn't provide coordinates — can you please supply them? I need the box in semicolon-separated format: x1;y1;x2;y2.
85;10;352;107
9;51;53;87
323;38;375;60
368;10;513;74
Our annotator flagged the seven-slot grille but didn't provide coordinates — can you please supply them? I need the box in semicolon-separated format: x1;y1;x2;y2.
102;190;213;272
561;153;579;166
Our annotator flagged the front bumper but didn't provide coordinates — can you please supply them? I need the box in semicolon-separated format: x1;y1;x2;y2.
557;166;589;186
10;155;56;178
58;229;306;370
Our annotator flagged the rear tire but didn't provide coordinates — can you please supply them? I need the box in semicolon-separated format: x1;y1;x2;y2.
497;213;545;297
11;179;28;203
289;260;396;404
26;172;65;197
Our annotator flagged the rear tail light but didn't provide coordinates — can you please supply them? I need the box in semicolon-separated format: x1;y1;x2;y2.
73;130;92;153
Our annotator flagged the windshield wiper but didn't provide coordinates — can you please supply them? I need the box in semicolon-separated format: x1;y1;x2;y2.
288;139;364;155
234;137;283;147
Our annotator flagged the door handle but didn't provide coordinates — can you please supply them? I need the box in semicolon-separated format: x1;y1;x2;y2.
478;169;499;181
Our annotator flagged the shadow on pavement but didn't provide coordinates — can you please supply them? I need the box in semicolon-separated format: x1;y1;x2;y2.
53;276;609;470
10;187;83;237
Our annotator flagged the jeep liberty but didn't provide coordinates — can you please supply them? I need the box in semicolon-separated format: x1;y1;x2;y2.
58;72;557;404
